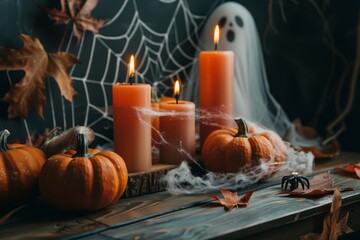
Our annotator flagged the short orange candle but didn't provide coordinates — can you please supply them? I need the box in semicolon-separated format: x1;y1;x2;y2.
151;102;160;148
199;25;234;148
151;96;177;148
112;55;152;173
159;80;195;164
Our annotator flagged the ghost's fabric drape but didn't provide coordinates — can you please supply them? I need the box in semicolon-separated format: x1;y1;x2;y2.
183;2;311;146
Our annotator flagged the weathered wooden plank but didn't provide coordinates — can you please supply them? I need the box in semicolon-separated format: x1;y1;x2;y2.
0;215;106;240
238;201;360;240
0;152;359;240
88;173;360;240
0;199;108;239
62;233;111;240
90;153;360;227
90;193;212;227
84;176;281;228
312;151;360;174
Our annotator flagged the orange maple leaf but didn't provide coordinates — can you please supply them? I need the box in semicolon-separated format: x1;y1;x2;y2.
44;0;107;43
336;164;360;178
300;189;353;240
208;189;253;211
0;34;80;119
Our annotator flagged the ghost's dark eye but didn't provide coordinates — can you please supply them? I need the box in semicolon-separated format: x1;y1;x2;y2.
218;17;227;28
235;16;243;27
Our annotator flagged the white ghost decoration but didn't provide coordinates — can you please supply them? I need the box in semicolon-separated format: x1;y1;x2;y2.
183;2;292;138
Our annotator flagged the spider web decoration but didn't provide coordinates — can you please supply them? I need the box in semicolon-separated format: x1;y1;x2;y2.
28;0;223;146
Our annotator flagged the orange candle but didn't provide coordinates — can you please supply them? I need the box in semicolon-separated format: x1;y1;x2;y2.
159;80;195;164
112;55;152;173
199;25;234;148
151;101;160;148
151;96;177;149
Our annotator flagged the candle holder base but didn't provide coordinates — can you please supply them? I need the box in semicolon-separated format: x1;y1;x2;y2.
123;163;177;198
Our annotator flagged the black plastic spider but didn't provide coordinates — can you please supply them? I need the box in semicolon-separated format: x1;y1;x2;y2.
281;172;310;191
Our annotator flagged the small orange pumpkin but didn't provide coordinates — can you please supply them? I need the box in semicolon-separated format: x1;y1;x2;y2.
39;133;128;211
0;129;46;206
202;118;285;176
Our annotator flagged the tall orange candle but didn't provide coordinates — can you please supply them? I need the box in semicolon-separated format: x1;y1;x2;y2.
113;55;152;173
200;25;234;148
159;80;195;164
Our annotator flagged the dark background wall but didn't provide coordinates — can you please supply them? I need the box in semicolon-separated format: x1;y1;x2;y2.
0;0;359;151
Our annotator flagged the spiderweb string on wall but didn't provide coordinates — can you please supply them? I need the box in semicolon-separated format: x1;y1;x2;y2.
41;0;222;146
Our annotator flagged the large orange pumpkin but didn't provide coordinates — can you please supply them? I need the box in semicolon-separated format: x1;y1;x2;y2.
0;129;46;206
202;118;286;176
39;133;128;211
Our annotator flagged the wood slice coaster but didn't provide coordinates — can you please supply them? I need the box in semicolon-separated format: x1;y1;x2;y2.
124;163;177;198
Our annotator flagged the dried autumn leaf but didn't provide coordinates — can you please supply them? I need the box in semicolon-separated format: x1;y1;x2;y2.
300;189;353;240
208;189;253;211
336;164;360;179
0;34;80;119
283;172;354;197
44;0;107;43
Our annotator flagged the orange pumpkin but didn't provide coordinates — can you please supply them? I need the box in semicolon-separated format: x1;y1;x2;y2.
202;118;285;176
0;129;46;206
39;133;128;211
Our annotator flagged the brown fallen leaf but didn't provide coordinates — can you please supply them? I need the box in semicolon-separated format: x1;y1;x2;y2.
300;189;353;240
283;172;354;197
0;34;80;119
336;164;360;179
44;0;107;43
208;189;253;211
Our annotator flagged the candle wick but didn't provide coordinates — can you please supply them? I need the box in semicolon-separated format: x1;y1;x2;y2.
214;43;218;51
175;94;179;104
130;74;134;85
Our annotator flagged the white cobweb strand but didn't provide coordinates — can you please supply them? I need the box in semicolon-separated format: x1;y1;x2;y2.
47;0;212;145
163;121;314;195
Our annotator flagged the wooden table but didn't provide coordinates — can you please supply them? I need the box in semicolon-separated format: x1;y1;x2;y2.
1;152;360;239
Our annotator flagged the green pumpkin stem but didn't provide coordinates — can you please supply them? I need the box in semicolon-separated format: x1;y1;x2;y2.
0;129;10;152
234;118;250;138
72;133;92;158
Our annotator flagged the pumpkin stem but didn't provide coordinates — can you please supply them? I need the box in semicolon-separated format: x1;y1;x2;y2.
0;129;10;152
234;118;250;138
72;133;92;158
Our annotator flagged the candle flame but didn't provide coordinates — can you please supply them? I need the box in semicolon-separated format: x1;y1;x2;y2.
174;80;180;96
214;25;219;46
129;55;135;78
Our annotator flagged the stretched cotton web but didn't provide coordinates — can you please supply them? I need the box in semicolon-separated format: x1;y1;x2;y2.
21;0;220;146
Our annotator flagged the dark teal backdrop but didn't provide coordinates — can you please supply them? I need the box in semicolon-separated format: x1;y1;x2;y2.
0;0;359;151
